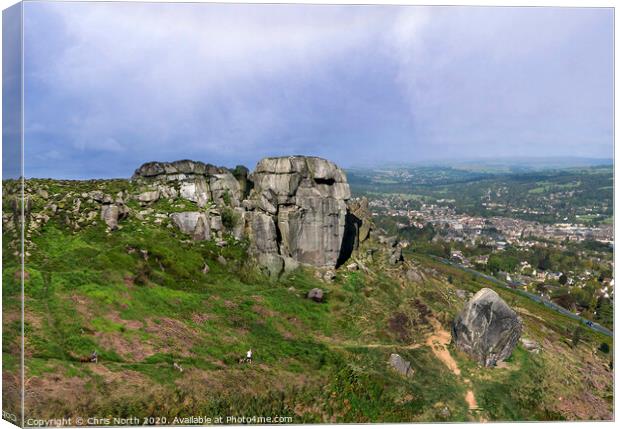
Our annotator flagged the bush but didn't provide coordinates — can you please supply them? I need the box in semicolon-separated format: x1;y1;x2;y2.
222;190;231;206
221;207;239;229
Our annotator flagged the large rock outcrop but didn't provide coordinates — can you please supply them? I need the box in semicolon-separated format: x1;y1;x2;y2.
245;156;351;269
132;160;241;208
131;156;371;274
452;288;522;367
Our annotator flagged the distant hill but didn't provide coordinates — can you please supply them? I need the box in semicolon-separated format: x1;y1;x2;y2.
349;157;613;174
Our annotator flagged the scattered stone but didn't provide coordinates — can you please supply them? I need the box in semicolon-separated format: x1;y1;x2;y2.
346;262;359;271
521;338;541;354
323;270;336;283
202;263;210;274
101;205;120;230
452;288;523;367
389;245;404;265
405;268;423;283
307;288;324;303
455;289;470;300
217;255;228;266
89;190;106;203
388;353;413;377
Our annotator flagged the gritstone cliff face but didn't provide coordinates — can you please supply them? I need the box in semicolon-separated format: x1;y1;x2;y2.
244;156;351;269
131;156;372;275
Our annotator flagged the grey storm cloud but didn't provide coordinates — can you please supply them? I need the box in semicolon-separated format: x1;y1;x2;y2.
20;2;613;178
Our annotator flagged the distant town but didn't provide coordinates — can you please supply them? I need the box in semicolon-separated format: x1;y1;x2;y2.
350;164;614;328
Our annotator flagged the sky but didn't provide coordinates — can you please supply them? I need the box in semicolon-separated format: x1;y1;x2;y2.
18;2;614;178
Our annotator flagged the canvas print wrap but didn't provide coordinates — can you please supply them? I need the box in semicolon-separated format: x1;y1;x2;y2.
1;1;614;426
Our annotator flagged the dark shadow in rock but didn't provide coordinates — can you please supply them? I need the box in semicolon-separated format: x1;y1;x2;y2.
337;211;361;268
314;178;336;186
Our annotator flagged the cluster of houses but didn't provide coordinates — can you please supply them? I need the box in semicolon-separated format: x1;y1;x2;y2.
372;200;613;248
370;198;614;304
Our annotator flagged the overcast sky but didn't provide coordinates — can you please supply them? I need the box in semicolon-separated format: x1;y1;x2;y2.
22;2;613;178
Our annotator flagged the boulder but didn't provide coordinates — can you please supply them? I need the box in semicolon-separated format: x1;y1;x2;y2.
521;338;541;354
452;288;523;367
133;161;166;177
89;190;104;202
405;269;423;283
170;212;210;241
137;190;160;203
100;203;128;230
257;253;284;280
388;353;413;377
455;289;470;300
209;215;223;235
346;262;359;271
101;205;119;229
210;174;241;207
322;270;336;282
179;179;210;207
231;207;246;240
389;245;404;265
307;288;324;303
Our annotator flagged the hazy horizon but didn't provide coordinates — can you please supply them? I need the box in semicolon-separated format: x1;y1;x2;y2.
4;155;610;181
10;3;615;178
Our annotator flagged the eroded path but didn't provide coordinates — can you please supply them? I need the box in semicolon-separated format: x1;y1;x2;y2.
425;318;479;412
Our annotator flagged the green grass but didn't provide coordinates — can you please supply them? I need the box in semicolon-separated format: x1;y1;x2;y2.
2;177;613;422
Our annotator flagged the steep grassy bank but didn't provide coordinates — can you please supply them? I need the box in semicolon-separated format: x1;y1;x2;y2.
2;178;613;422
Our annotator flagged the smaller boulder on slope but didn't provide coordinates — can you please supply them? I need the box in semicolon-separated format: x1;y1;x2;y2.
388;353;413;377
307;288;324;303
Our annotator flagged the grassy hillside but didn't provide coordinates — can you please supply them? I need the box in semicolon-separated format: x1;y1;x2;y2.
2;178;613;423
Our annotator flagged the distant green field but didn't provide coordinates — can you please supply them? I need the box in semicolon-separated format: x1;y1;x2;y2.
349;166;612;225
